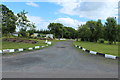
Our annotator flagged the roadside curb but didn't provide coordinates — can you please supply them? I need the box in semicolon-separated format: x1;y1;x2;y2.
74;45;119;60
0;43;51;54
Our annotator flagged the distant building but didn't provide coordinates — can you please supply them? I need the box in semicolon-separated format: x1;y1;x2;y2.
33;33;39;37
46;34;54;39
32;33;53;39
12;32;19;37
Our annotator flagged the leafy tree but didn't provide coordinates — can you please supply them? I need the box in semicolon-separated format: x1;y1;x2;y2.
86;20;104;42
27;29;35;37
1;4;17;36
78;24;92;41
19;28;28;37
17;10;36;37
35;29;50;34
48;23;64;38
104;17;117;44
27;22;36;37
64;27;77;39
48;23;78;39
86;21;97;42
93;19;104;41
16;10;30;30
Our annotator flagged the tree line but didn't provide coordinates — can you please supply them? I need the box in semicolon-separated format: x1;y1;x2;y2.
78;18;120;44
1;4;120;44
47;18;120;44
1;4;36;37
48;23;77;39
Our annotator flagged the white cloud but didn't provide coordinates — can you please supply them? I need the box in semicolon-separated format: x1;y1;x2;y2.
26;2;39;7
27;15;49;30
53;0;118;20
26;16;85;30
54;17;85;29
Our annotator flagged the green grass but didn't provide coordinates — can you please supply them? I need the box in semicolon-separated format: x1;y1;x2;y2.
73;41;118;56
2;38;63;49
103;41;119;45
2;40;46;49
2;37;69;49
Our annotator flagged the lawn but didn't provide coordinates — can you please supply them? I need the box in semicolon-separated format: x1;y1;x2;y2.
73;41;118;56
2;38;65;50
2;39;46;49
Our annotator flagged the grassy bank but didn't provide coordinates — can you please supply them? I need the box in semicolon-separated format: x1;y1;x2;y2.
73;41;118;56
2;38;65;49
2;39;46;49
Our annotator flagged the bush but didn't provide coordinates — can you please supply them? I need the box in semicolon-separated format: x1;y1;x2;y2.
98;39;104;43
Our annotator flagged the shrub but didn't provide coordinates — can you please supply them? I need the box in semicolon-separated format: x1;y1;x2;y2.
98;39;104;43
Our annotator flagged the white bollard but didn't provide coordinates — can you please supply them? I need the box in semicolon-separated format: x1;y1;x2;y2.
9;49;15;52
105;54;116;59
29;48;33;50
82;48;86;51
90;51;97;55
45;40;48;43
35;46;40;49
47;42;52;45
75;45;77;47
19;48;23;51
42;46;45;48
3;49;9;53
0;50;2;53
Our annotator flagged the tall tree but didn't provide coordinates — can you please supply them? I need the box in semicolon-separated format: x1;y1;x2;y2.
1;4;17;36
64;27;77;39
48;23;64;38
16;10;30;37
78;24;92;41
27;22;36;37
86;20;104;42
93;19;104;41
86;21;97;42
104;17;117;44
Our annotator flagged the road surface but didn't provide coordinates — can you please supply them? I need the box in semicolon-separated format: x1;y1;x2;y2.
2;40;118;78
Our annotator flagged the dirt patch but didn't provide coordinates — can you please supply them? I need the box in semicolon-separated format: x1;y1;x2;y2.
2;38;38;44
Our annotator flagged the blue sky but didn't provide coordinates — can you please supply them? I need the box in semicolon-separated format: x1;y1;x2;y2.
2;0;118;30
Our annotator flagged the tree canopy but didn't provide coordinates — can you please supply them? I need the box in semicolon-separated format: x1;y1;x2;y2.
1;4;17;36
48;23;78;39
1;4;120;44
104;17;117;44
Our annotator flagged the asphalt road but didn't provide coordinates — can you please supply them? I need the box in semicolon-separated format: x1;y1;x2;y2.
2;40;118;78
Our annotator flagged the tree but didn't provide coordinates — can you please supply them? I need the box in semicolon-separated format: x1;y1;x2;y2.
104;17;117;44
19;28;28;37
27;22;36;37
85;20;104;42
48;23;64;38
64;27;77;39
78;24;92;41
86;21;97;42
16;10;30;37
93;19;104;41
1;4;17;36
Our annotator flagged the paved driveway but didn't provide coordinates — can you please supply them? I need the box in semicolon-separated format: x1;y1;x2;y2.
2;40;118;78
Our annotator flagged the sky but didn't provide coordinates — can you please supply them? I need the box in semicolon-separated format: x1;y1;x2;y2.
1;0;119;30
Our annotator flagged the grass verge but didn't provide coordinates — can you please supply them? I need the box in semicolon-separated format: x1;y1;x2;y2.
2;39;46;49
73;41;118;56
